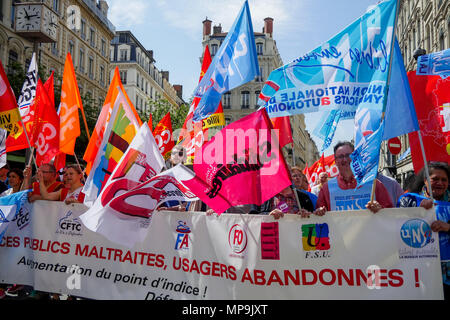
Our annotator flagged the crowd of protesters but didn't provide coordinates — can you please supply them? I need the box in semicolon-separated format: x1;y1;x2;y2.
0;140;448;300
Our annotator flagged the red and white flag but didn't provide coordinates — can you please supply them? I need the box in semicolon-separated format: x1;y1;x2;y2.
181;108;292;214
80;123;169;247
32;78;60;166
153;112;174;159
407;72;450;172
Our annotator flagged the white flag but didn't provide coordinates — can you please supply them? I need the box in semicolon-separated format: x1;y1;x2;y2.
17;53;38;121
80;122;167;247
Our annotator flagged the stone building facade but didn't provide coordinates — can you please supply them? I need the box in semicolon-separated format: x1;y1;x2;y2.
0;0;115;107
110;30;184;117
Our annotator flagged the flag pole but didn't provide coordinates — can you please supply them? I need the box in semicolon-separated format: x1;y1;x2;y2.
80;105;91;140
20;117;38;171
417;130;434;202
370;0;400;202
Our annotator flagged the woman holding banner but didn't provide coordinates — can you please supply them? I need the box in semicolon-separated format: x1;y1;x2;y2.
37;164;85;204
0;168;24;197
398;162;450;300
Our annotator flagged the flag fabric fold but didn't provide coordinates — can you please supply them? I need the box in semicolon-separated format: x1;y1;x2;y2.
83;67;141;175
258;0;397;120
192;0;259;121
153;112;175;160
181;108;292;214
59;53;82;155
0;60;21;137
80;124;189;247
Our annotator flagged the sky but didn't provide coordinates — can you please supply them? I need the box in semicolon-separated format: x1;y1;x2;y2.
107;0;381;156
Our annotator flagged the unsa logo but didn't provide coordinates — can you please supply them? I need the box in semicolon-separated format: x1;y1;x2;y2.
400;219;433;248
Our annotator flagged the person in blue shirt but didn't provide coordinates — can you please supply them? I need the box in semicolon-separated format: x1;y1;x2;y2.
291;166;317;209
398;161;449;300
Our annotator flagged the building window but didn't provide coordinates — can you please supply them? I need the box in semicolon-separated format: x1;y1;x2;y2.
225;117;232;125
136;73;140;88
120;49;128;61
223;92;231;109
120;70;127;84
211;44;218;56
256;43;263;55
90;28;96;47
68;40;74;56
255;66;263;82
53;0;60;13
51;42;58;56
88;56;94;79
79;49;85;73
101;39;106;57
100;65;105;86
241;91;249;109
8;50;18;70
80;20;86;40
439;31;445;51
254;90;261;108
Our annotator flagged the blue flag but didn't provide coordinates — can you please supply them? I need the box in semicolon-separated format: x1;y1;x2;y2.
258;0;397;119
383;39;419;140
192;0;259;122
417;48;450;79
0;190;30;238
350;0;398;188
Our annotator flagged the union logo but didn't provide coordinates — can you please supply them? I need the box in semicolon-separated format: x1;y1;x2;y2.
301;223;330;251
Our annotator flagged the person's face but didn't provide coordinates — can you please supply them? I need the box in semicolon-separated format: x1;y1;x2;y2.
38;165;56;184
425;169;449;199
171;148;186;165
334;145;353;173
319;172;328;184
64;168;82;186
291;170;303;188
0;168;9;180
8;172;23;189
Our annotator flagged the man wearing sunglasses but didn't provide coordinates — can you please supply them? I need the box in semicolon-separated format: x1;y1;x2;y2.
316;141;392;214
23;163;64;202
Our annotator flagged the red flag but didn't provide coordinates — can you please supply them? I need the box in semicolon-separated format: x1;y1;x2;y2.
407;72;450;172
153;112;174;159
32;79;60;166
0;60;21;136
271;116;293;148
182;108;292;214
148;113;153;131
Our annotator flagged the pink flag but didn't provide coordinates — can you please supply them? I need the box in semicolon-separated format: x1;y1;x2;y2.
181;109;292;214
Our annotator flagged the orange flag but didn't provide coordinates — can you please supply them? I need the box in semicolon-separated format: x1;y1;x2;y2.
153;112;174;159
148;113;153;131
83;67;141;175
0;60;21;137
59;53;82;155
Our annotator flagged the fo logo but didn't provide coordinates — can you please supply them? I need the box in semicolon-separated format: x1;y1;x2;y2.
174;221;191;250
400;219;433;248
228;224;248;254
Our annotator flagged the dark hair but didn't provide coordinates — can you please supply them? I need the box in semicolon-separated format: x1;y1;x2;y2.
65;164;84;175
411;162;449;193
41;163;56;173
8;168;24;181
333;141;354;155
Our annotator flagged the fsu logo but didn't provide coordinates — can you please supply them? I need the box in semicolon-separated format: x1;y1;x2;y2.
228;224;248;255
174;221;191;250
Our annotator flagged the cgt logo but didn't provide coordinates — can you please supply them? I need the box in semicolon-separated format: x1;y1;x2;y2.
228;224;248;255
174;221;191;250
400;219;433;248
301;223;331;258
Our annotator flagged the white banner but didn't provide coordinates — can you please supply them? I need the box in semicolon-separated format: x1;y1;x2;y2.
0;201;444;300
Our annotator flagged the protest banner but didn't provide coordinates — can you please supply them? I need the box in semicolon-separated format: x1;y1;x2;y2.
0;201;444;300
